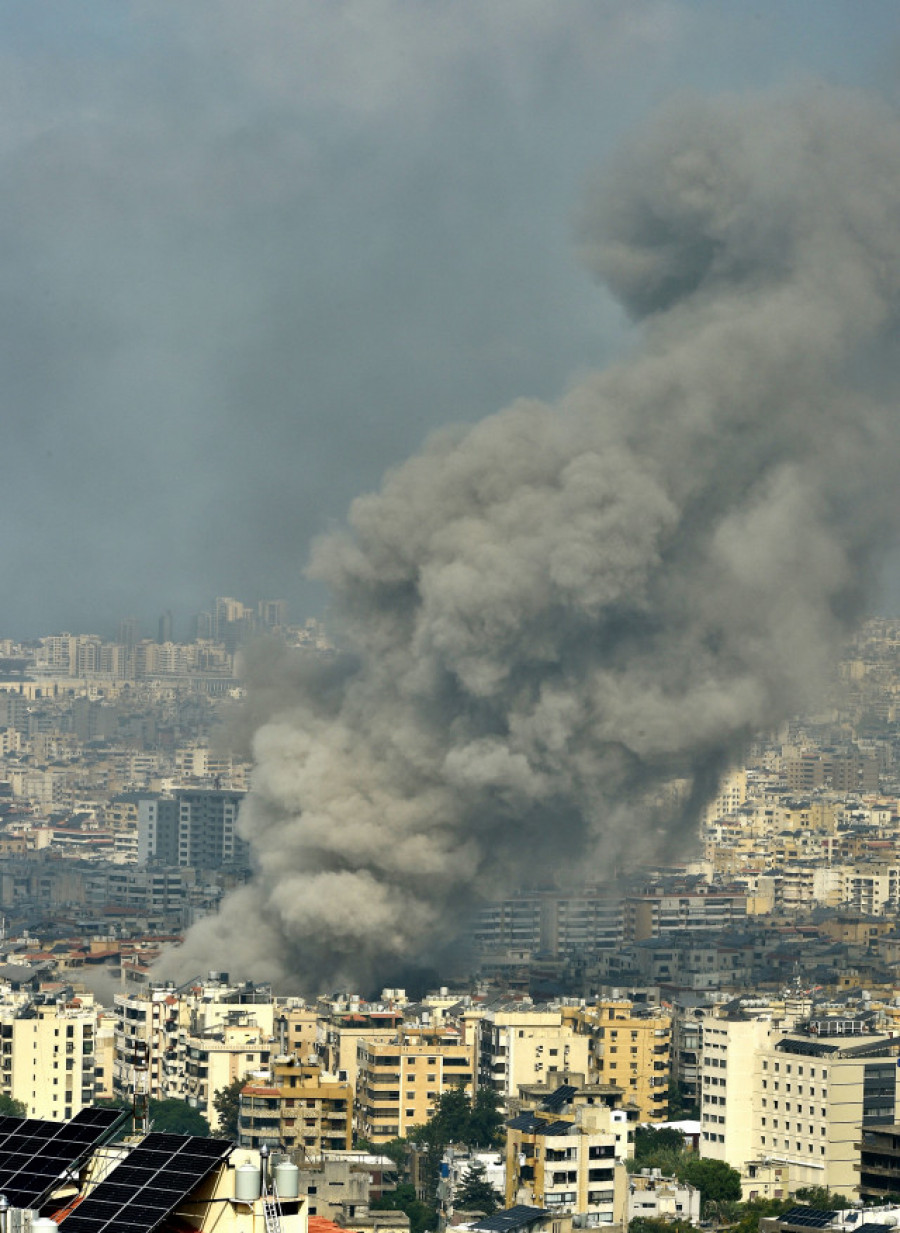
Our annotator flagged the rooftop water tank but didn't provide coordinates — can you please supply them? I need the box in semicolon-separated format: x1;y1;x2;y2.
274;1160;300;1200
235;1161;262;1203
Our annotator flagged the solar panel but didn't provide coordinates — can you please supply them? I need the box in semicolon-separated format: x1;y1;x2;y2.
60;1131;233;1233
0;1106;126;1210
778;1207;838;1228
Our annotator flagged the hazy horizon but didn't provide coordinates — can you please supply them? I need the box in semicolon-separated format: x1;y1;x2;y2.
2;2;899;639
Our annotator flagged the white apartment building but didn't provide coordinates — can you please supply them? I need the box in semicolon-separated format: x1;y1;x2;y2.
114;977;276;1109
628;1172;701;1226
478;1006;591;1097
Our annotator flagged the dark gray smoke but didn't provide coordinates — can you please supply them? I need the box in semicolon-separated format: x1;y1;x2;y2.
158;87;900;990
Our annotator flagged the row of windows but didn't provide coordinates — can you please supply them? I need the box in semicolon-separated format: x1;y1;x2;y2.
761;1117;826;1135
759;1136;826;1155
762;1060;820;1077
762;1078;825;1096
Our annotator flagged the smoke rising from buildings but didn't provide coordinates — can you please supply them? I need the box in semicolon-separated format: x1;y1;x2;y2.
160;88;900;990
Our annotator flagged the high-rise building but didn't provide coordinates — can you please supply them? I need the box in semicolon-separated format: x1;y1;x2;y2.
117;616;140;649
157;610;173;644
137;788;249;870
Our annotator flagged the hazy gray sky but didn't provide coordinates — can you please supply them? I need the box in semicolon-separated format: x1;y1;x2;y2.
1;1;897;638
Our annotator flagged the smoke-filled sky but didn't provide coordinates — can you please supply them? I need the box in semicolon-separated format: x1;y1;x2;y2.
1;1;898;638
161;75;900;992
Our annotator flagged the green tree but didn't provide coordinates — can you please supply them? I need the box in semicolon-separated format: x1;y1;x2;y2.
455;1161;502;1215
676;1157;742;1205
428;1085;473;1144
794;1187;844;1210
634;1126;686;1164
147;1098;211;1136
371;1182;439;1233
469;1088;505;1149
630;1219;701;1233
729;1197;792;1233
667;1076;699;1119
212;1077;245;1140
0;1094;25;1118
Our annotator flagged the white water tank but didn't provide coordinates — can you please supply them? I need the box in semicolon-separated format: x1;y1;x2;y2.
32;1222;60;1232
274;1160;300;1200
235;1162;262;1202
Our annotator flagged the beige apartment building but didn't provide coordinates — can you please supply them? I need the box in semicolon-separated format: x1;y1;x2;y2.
184;1021;271;1128
506;1101;630;1226
566;1001;671;1122
316;1005;404;1091
751;1026;900;1197
357;1029;475;1142
239;1058;353;1154
478;1006;590;1098
699;1010;778;1169
0;1001;97;1119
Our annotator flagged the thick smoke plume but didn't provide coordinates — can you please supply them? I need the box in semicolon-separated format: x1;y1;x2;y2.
160;88;900;990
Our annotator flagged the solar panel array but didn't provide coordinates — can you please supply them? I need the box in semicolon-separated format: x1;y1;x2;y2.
541;1084;577;1113
778;1207;838;1228
60;1131;232;1233
0;1106;126;1210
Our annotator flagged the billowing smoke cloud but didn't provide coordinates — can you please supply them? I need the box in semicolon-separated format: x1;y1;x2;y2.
159;87;900;990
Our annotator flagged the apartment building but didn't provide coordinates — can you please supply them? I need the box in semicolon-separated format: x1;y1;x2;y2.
137;788;249;870
357;1029;475;1142
699;1010;777;1167
316;1003;404;1091
183;1021;271;1127
624;889;747;942
478;1006;590;1098
472;890;624;960
0;1000;97;1119
566;1001;671;1122
751;1023;900;1196
239;1058;353;1153
628;1173;701;1226
858;1123;900;1201
113;976;276;1107
506;1102;630;1226
114;986;180;1100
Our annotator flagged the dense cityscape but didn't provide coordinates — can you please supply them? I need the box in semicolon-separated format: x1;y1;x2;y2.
3;4;898;1233
2;609;900;1230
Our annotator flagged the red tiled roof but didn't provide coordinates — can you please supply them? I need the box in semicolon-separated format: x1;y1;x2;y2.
309;1217;346;1233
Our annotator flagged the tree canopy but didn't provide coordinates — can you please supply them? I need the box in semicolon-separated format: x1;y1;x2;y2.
0;1094;25;1118
212;1077;245;1140
371;1182;438;1233
455;1161;502;1216
676;1157;742;1204
630;1218;701;1233
147;1098;212;1137
628;1125;687;1177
